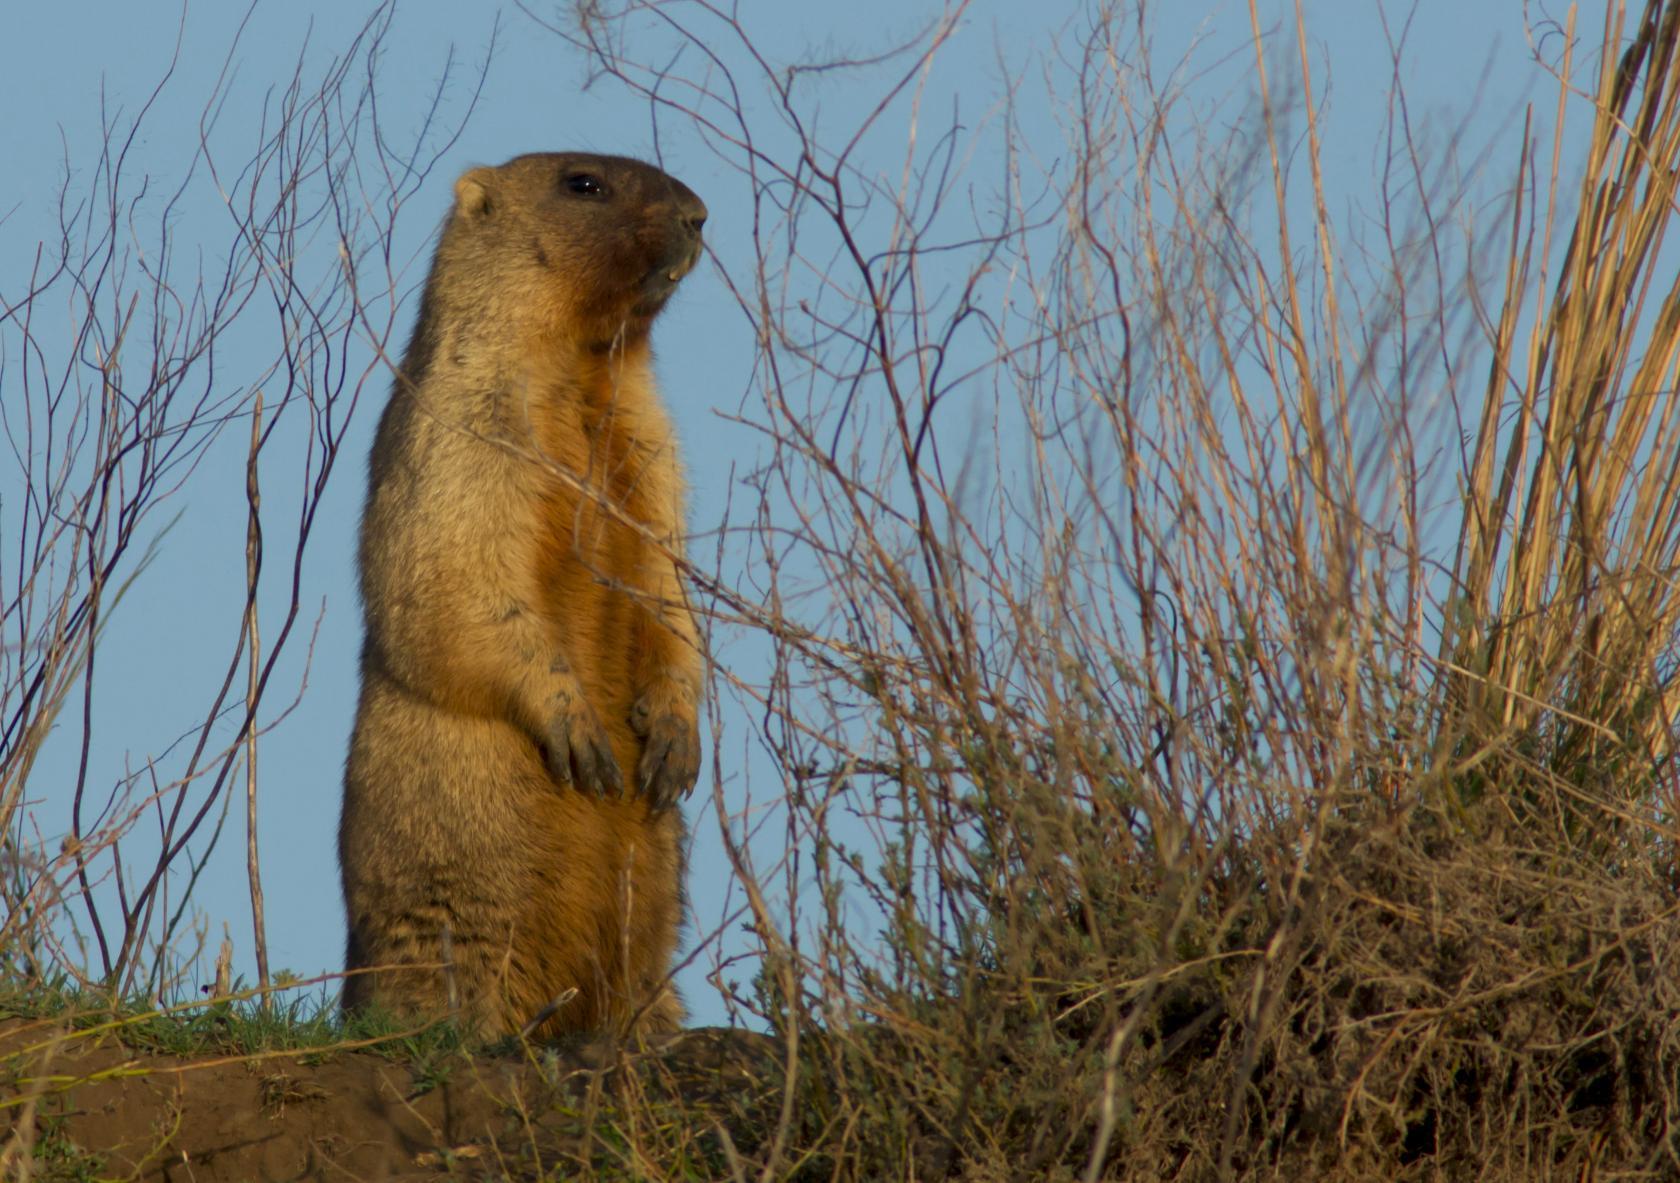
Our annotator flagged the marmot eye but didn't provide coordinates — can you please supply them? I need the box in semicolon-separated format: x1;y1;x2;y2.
565;173;605;196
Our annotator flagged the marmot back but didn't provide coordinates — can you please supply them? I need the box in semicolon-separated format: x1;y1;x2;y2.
339;152;707;1037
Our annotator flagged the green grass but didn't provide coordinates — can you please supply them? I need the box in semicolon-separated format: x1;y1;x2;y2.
0;971;466;1064
25;1114;106;1183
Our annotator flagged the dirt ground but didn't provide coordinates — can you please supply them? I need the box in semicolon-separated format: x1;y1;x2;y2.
0;1020;781;1181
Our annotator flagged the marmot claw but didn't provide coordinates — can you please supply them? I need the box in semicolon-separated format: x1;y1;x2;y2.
634;709;700;810
544;706;625;798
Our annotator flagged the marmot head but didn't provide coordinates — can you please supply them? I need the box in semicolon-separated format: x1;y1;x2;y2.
445;152;707;348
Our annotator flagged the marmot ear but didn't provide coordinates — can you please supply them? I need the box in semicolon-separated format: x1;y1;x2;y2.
453;168;495;218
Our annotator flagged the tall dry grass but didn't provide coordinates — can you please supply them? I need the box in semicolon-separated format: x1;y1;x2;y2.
566;0;1680;1177
1450;2;1680;817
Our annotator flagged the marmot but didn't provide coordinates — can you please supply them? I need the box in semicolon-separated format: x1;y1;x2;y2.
339;152;707;1038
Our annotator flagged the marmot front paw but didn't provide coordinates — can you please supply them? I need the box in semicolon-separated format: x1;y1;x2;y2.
630;692;700;811
543;699;625;798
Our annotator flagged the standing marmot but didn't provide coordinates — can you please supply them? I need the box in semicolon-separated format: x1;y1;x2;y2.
339;152;706;1037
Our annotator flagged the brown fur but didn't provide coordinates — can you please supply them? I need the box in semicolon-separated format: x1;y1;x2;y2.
339;153;707;1038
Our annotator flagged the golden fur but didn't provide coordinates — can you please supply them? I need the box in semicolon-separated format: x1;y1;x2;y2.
339;153;706;1037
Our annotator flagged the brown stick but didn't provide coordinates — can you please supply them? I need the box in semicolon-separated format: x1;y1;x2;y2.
244;389;271;1011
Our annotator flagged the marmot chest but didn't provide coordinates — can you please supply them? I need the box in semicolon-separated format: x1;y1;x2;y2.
523;371;675;589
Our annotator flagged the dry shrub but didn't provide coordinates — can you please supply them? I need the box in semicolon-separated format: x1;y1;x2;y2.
0;5;483;1003
566;0;1680;1177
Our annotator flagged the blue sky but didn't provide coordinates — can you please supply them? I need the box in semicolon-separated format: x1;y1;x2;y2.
0;1;1571;1026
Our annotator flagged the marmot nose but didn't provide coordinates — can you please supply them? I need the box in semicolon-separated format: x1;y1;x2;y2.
675;188;708;236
